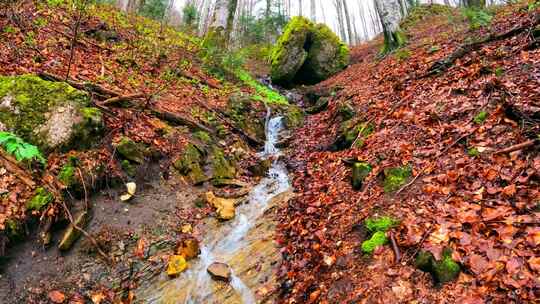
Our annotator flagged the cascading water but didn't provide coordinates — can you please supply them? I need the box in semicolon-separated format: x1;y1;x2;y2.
140;112;290;304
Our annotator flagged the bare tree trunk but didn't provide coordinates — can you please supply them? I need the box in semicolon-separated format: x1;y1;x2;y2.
310;0;316;21
342;0;353;44
334;0;347;43
375;0;406;53
298;0;303;16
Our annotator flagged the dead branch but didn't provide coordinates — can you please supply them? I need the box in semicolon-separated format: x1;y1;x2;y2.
66;0;88;80
425;13;540;77
494;139;537;155
100;93;145;106
39;72;122;98
151;108;215;134
0;150;35;188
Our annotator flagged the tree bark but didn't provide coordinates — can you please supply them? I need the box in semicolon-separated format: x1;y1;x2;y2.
375;0;406;53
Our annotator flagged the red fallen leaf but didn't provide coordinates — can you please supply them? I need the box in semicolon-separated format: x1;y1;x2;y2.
48;290;66;303
506;257;522;275
134;238;146;258
307;289;321;303
469;254;489;274
501;184;516;197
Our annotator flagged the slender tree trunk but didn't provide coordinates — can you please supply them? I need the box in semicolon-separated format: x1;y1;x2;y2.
298;0;303;16
342;0;353;44
310;0;316;21
375;0;406;53
334;0;347;43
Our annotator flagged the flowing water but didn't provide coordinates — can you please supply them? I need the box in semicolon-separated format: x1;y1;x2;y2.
139;113;290;303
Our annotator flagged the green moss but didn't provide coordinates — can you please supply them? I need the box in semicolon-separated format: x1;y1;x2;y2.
361;231;388;254
381;30;408;55
5;219;24;242
27;187;54;211
395;49;412;61
473;111;488;124
194;131;212;143
115;137;145;164
365;216;398;233
415;248;460;284
235;70;288;105
58;164;76;186
174;144;207;185
211;147;235;180
468;147;480;157
352;162;372;190
383;166;412;193
121;159;137;177
283;105;305;129
0;75;91;151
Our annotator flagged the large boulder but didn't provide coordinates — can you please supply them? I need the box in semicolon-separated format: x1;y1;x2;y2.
270;17;349;86
0;75;103;153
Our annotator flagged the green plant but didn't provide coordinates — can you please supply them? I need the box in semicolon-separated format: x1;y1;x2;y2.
0;132;46;164
2;25;16;34
462;8;493;30
365;216;398;233
383;166;412;192
474;111;488;124
395;49;412;61
494;66;505;77
139;0;168;20
468;147;480;157
361;231;387;254
182;3;198;28
27;187;54;211
428;45;440;54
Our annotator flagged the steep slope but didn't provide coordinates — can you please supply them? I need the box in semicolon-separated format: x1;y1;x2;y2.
279;3;539;303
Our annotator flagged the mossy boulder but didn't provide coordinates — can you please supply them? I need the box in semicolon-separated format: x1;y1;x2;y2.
270;16;349;86
330;121;373;151
305;97;329;114
283;104;305;129
210;147;236;181
174;143;207;185
114;137;146;164
360;216;399;255
351;162;371;190
414;248;461;284
0;75;104;153
227;93;265;141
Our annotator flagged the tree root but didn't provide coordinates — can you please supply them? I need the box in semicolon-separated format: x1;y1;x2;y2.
494;139;538;155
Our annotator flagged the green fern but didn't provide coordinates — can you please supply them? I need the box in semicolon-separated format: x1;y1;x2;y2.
0;132;46;165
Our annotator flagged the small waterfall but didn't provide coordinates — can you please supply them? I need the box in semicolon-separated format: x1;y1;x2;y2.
142;111;290;303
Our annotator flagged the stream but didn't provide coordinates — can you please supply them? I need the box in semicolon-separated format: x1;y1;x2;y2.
138;112;291;303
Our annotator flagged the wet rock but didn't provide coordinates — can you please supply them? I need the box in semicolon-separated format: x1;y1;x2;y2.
0;75;104;152
204;192;236;220
58;211;89;251
207;262;231;282
210;147;236;181
305;97;329;114
115;137;145;164
176;238;200;260
283;104;305;130
226;93;265;142
174;143;207;185
270;16;349;86
167;255;188;277
248;158;272;177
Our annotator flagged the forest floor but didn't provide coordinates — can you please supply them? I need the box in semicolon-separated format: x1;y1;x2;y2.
0;1;539;304
278;2;539;304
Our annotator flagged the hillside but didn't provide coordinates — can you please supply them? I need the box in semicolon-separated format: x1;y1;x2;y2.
278;3;539;303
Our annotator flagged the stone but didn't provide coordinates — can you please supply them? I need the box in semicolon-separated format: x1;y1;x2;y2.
270;17;349;86
414;248;461;284
176;238;200;260
174;143;207;185
210;147;236;181
0;75;104;152
207;262;231;282
58;211;89;251
167;255;188;277
204;192;236;220
305;97;329;114
115;137;145;164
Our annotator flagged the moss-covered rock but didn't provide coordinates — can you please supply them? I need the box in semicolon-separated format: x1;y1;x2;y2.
383;166;412;193
270;17;312;85
4;219;25;242
330;121;373;151
365;216;398;233
227;93;266;141
210;147;236;181
174;143;207;185
361;231;387;254
283;104;305;129
337;102;355;121
351;162;371;190
0;75;103;152
305;97;329;114
415;248;461;284
270;16;349;86
26;187;54;211
115;137;146;164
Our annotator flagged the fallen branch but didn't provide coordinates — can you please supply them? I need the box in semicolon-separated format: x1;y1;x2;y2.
39;72;121;98
494;139;537;155
0;150;35;188
425;13;540;77
100;93;145;106
151;108;215;134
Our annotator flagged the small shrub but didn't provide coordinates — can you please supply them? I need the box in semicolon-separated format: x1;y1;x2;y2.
462;8;493;30
0;132;46;165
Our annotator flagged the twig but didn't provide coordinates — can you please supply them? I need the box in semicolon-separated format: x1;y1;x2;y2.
76;167;89;211
100;93;145;106
389;231;401;263
58;199;109;261
403;227;433;264
494;139;537;155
